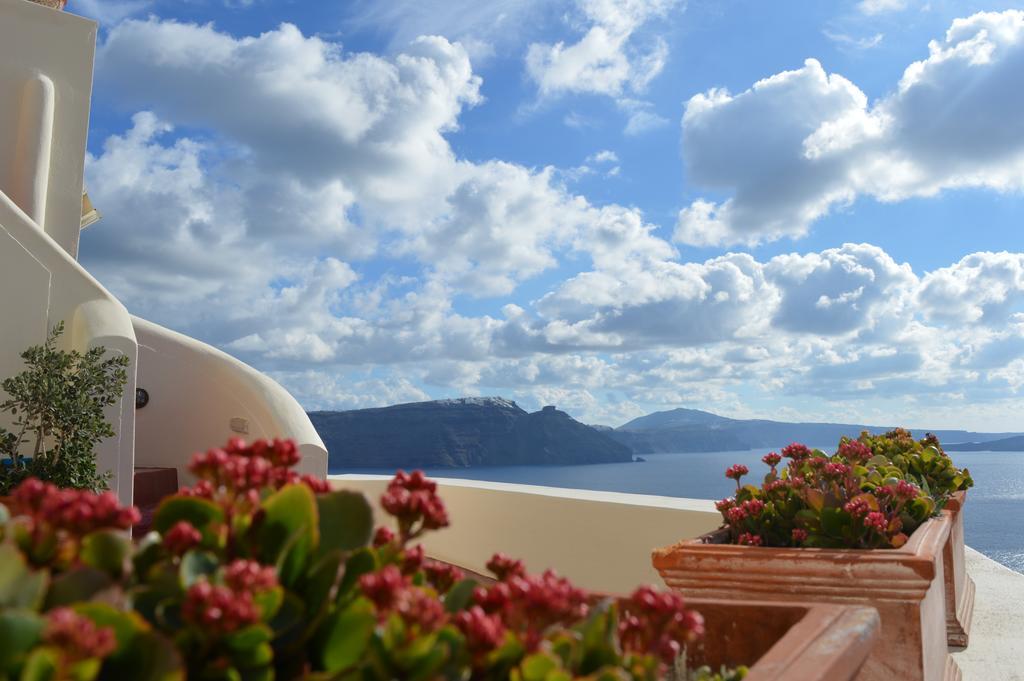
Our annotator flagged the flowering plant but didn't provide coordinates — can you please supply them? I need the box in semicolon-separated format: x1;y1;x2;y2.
847;429;972;505
716;440;939;549
0;438;745;681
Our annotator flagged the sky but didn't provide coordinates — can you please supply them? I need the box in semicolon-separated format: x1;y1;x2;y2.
71;0;1024;431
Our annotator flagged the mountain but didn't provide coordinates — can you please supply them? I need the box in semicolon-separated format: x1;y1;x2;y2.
610;407;1024;454
310;397;634;469
945;435;1024;452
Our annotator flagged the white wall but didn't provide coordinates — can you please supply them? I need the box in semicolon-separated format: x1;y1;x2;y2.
330;475;721;594
133;316;327;484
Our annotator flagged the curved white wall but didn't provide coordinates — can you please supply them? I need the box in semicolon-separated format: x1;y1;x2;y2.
0;192;138;504
330;475;721;594
133;316;327;484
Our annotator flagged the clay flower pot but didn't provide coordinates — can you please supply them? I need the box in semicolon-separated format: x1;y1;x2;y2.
687;598;879;681
653;514;956;681
942;490;974;647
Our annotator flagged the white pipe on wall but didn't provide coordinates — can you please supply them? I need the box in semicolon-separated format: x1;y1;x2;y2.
10;73;55;229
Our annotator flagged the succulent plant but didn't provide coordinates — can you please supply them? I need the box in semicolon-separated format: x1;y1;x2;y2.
848;429;972;506
717;440;939;549
1;438;744;681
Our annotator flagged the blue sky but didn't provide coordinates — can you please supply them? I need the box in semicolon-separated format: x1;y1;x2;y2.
73;0;1024;430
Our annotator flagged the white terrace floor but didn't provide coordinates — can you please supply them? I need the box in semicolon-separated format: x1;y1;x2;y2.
954;548;1024;681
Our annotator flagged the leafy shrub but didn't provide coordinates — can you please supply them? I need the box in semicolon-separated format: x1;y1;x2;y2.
0;323;128;494
717;441;938;549
848;429;972;505
0;438;745;681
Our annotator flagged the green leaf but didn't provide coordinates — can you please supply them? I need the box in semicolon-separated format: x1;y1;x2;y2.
179;550;219;588
302;551;343;617
74;603;184;681
0;544;48;609
81;530;132;577
312;597;376;672
804;489;824;512
257;484;319;589
19;646;59;681
316;491;373;556
0;609;45;671
443;578;478;613
44;568;113;608
337;549;378;601
152;496;223;535
253;586;283;622
521;652;559;680
820;508;849;537
226;624;273;652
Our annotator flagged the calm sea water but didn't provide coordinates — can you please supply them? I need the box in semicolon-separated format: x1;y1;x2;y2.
332;449;1024;574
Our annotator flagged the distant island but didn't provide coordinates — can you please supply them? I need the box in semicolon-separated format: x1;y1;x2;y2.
309;399;1024;469
944;435;1024;452
605;407;1024;454
309;397;633;469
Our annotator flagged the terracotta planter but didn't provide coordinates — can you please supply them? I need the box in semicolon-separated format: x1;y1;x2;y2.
685;598;878;681
653;514;956;681
942;490;974;647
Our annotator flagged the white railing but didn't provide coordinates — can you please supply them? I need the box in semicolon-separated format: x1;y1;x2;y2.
329;475;721;594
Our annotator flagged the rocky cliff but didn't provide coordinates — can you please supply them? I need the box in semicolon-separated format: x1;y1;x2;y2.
309;398;634;469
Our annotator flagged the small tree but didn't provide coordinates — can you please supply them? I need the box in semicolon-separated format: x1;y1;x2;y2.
0;322;129;494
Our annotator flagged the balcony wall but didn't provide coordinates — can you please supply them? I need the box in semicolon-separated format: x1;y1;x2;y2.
330;475;721;594
134;316;327;485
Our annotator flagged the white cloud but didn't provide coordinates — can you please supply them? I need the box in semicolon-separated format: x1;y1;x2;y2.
587;150;619;164
676;10;1024;246
77;15;1024;429
858;0;906;16
526;0;678;105
917;252;1024;326
823;30;884;50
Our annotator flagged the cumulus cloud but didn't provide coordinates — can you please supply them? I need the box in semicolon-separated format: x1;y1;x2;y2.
917;252;1024;326
676;10;1024;246
525;0;676;133
77;14;1024;428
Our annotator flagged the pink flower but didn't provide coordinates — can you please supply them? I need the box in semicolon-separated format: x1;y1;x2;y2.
737;532;763;546
44;608;116;662
372;526;395;547
714;498;735;513
844;499;869;518
823;462;850;478
762;452;782;467
381;470;449;541
10;479;140;536
791;528;808;544
725;464;749;481
454;606;506;659
896;480;919;500
486;553;526;581
837;440;872;462
424;560;464;592
781;443;812;460
726;506;748;523
224;559;278;592
864;512;888;532
162;521;202;555
619;586;704;667
742;499;765;516
182;580;260;635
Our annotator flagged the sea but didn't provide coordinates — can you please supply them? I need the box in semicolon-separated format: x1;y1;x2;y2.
332;449;1024;574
